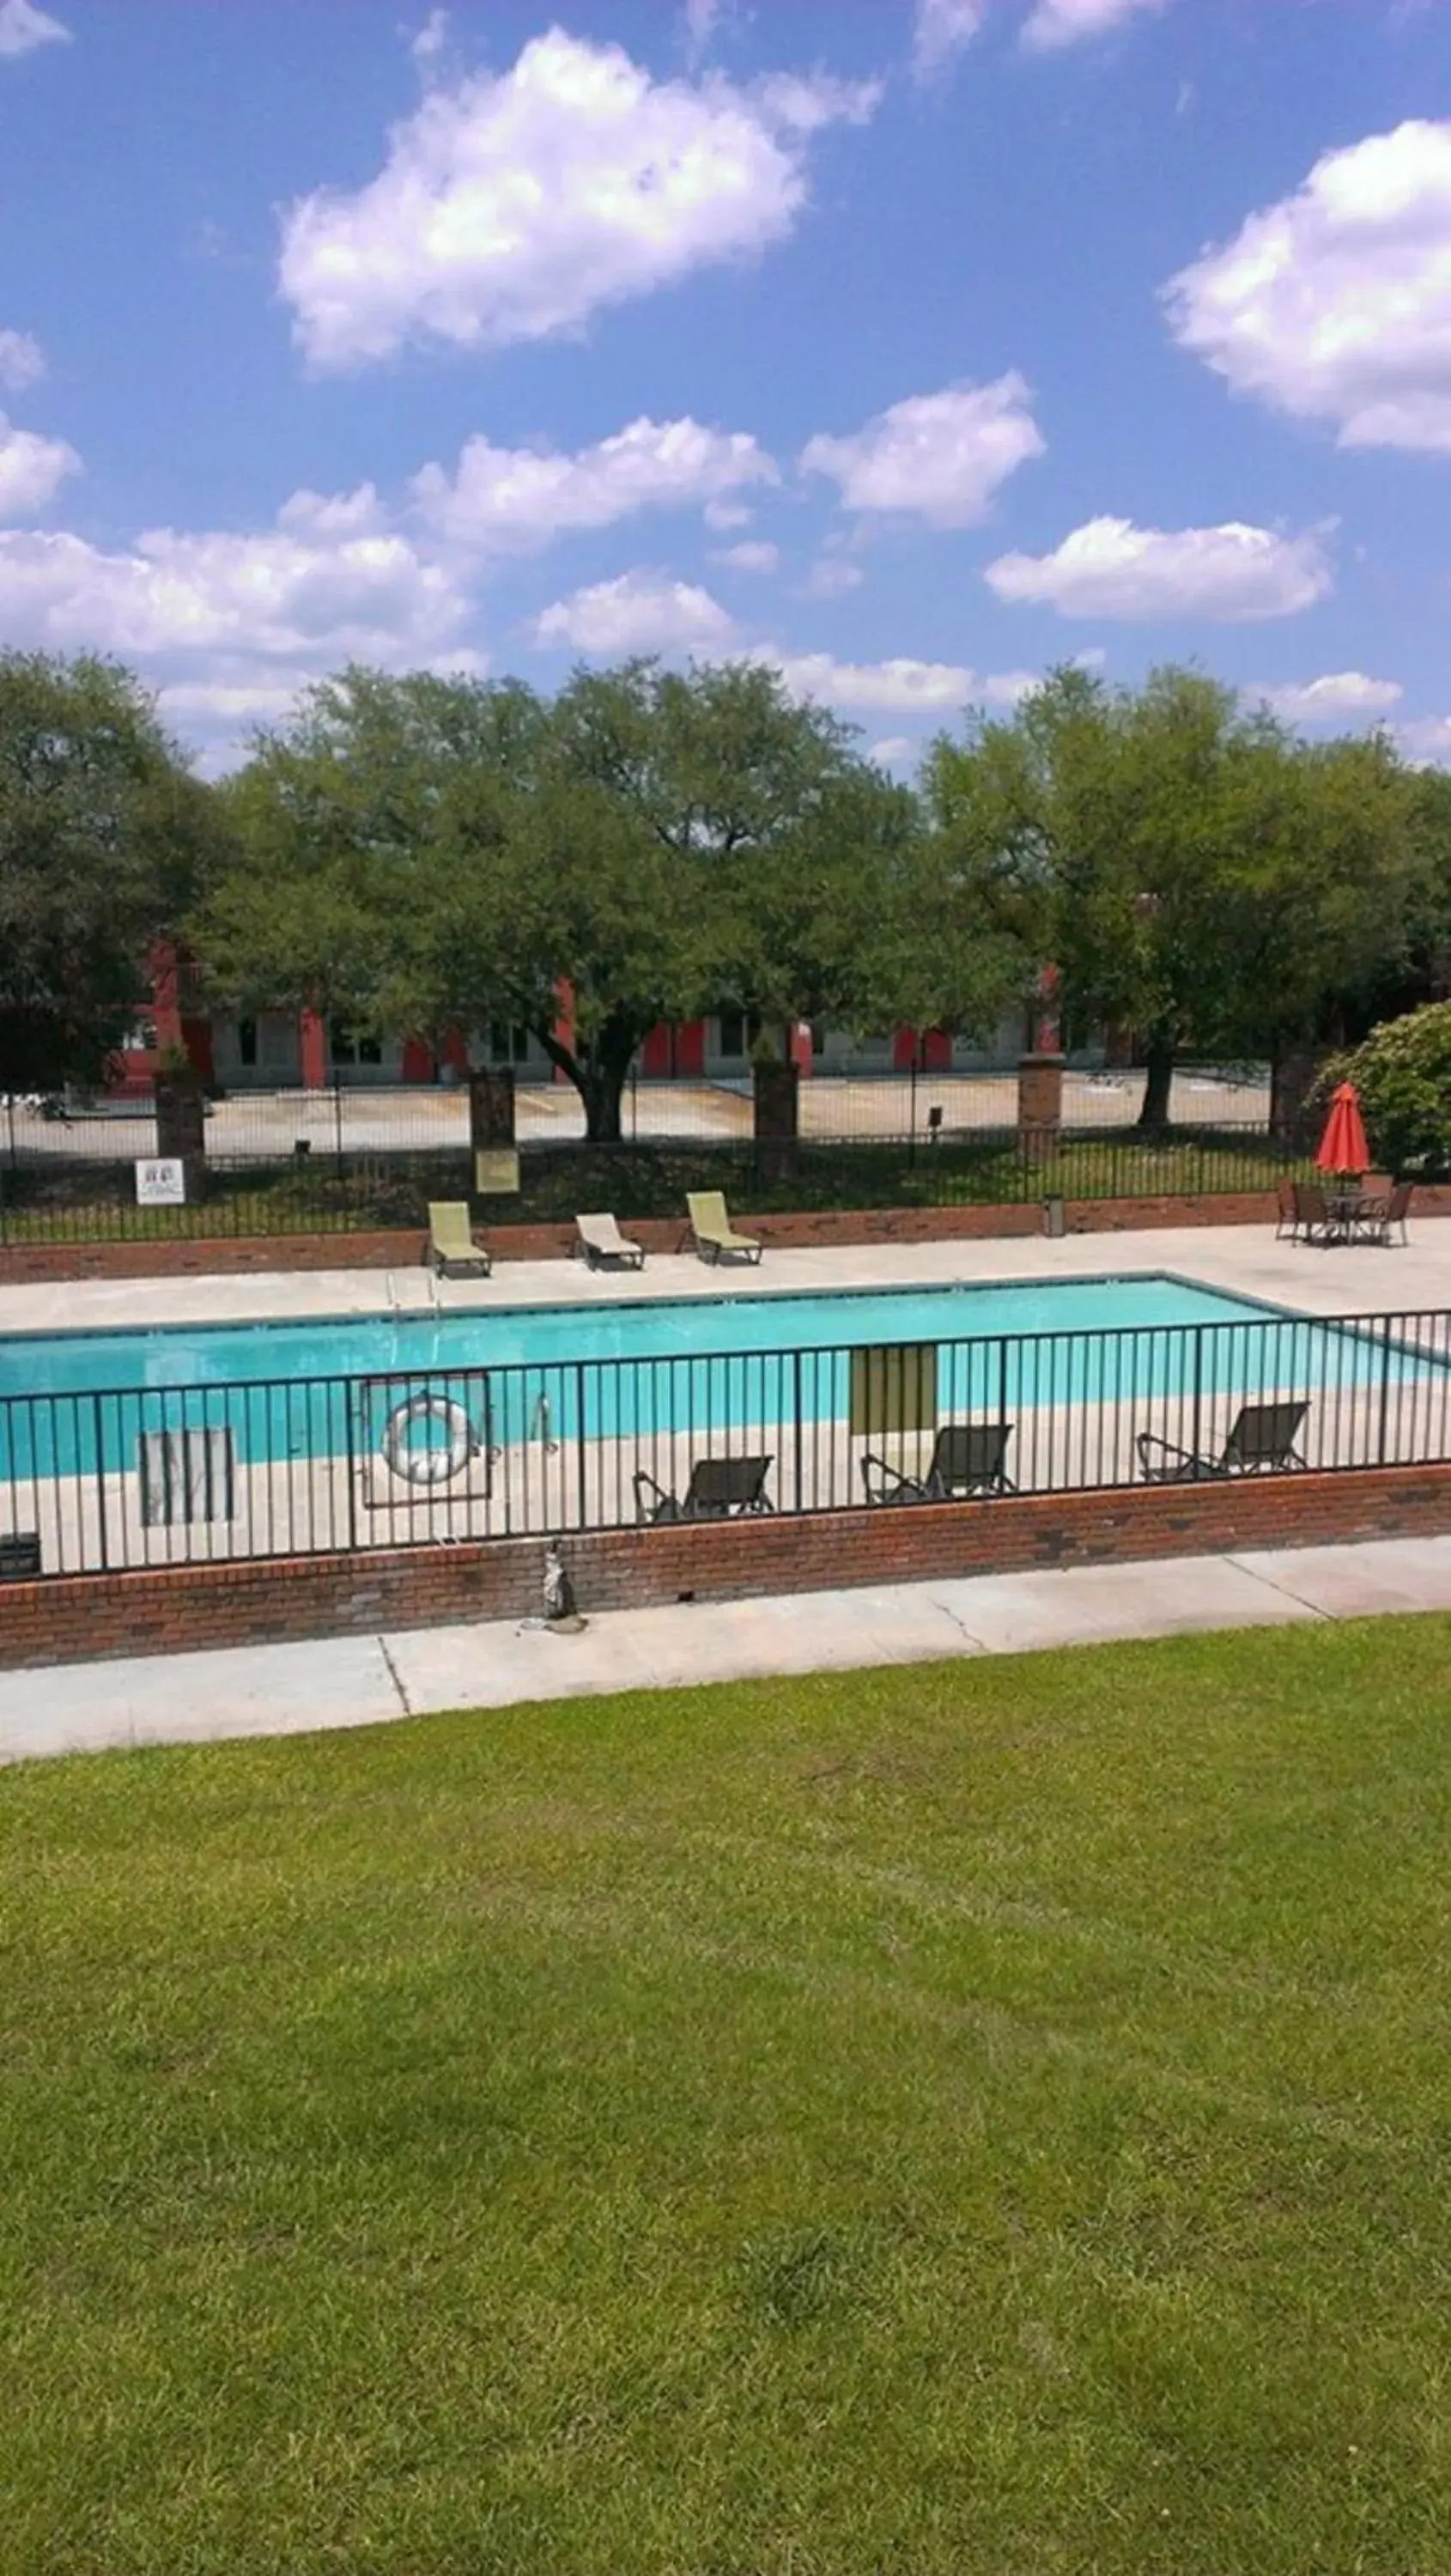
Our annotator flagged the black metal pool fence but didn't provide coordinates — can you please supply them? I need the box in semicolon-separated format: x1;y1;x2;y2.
3;1303;1448;1582
0;1126;1306;1248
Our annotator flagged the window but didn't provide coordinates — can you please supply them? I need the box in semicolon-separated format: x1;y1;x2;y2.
488;1023;531;1065
237;1018;258;1068
330;1021;382;1067
717;1011;761;1060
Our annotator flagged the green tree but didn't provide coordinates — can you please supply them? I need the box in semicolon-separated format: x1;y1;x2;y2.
925;665;1421;1126
0;652;222;1092
202;658;939;1143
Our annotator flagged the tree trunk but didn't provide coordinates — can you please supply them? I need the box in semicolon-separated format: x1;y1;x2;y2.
1137;1036;1175;1129
537;1013;641;1145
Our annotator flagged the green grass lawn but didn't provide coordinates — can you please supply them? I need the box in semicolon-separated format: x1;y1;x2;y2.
4;1619;1449;2575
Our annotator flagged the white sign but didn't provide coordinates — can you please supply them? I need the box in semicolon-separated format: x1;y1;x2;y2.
136;1157;186;1206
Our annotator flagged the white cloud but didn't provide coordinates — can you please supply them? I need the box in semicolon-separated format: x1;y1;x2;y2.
410;8;447;64
412;414;775;551
869;735;918;768
912;0;985;76
0;497;470;668
682;0;725;62
0;328;45;391
801;376;1044;527
803;554;865;598
0;414;79;519
759;651;1033;716
703;496;752;532
1398;714;1451;768
279;28;880;371
0;0;69;57
985;514;1333;620
1165;119;1451;453
1252;671;1403;724
1022;0;1166;51
710;539;778;574
530;569;735;655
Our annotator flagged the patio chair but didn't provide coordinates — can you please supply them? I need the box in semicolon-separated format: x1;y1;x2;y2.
686;1190;762;1265
428;1201;491;1279
634;1455;774;1523
1290;1182;1332;1246
1370;1182;1413;1247
1137;1399;1308;1485
861;1420;1017;1505
574;1210;645;1270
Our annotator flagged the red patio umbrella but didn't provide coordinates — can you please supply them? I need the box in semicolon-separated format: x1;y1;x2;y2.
1315;1080;1371;1178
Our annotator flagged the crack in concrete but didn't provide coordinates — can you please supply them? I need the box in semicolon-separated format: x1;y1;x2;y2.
928;1595;988;1650
1223;1555;1334;1620
377;1636;412;1715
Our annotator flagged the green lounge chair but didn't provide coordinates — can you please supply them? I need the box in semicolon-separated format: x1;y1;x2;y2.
686;1190;762;1265
862;1421;1016;1505
1137;1399;1308;1484
428;1201;491;1279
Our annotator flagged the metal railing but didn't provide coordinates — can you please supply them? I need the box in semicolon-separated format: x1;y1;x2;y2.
3;1060;1272;1165
0;1127;1304;1248
3;1305;1447;1582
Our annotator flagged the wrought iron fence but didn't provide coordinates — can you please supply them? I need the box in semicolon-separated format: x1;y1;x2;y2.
0;1127;1306;1248
3;1060;1272;1169
3;1304;1447;1581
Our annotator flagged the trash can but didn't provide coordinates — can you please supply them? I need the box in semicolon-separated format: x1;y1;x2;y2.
1043;1194;1066;1238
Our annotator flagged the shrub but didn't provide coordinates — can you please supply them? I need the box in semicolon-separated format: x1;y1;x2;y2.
1331;1002;1451;1177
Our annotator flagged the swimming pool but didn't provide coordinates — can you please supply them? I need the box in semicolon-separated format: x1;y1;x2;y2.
0;1273;1436;1483
0;1272;1271;1402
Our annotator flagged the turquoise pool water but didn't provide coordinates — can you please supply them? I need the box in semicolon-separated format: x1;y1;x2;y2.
0;1273;1421;1485
0;1273;1263;1403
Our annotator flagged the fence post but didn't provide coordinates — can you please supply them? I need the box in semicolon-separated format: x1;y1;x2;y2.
1377;1315;1393;1467
333;1073;345;1174
1191;1325;1204;1469
908;1056;918;1170
575;1360;588;1531
92;1393;109;1573
792;1349;804;1514
344;1374;358;1552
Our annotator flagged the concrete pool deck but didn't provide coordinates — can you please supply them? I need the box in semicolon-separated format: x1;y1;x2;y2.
0;1215;1446;1340
3;1531;1450;1765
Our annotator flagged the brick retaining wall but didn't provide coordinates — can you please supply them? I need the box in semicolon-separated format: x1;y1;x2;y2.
10;1184;1449;1285
4;1462;1450;1672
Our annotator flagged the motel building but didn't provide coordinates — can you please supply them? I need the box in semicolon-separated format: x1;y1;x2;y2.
112;954;1072;1096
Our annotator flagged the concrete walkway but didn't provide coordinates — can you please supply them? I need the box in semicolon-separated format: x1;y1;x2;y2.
4;1533;1451;1766
1;1215;1448;1340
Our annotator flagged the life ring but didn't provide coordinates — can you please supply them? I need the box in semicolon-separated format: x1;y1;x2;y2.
381;1392;478;1486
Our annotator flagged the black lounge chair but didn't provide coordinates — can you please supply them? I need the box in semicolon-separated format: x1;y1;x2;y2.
634;1455;774;1523
861;1420;1016;1505
1137;1399;1308;1484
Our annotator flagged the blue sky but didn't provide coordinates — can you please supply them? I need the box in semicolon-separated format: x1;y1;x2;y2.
2;0;1449;773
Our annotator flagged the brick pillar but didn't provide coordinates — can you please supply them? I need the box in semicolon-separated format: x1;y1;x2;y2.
470;1067;516;1153
753;1060;799;1182
1017;1051;1064;1154
155;1072;206;1198
299;1008;327;1090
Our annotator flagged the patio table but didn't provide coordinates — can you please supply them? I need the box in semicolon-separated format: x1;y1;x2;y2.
1324;1189;1389;1245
